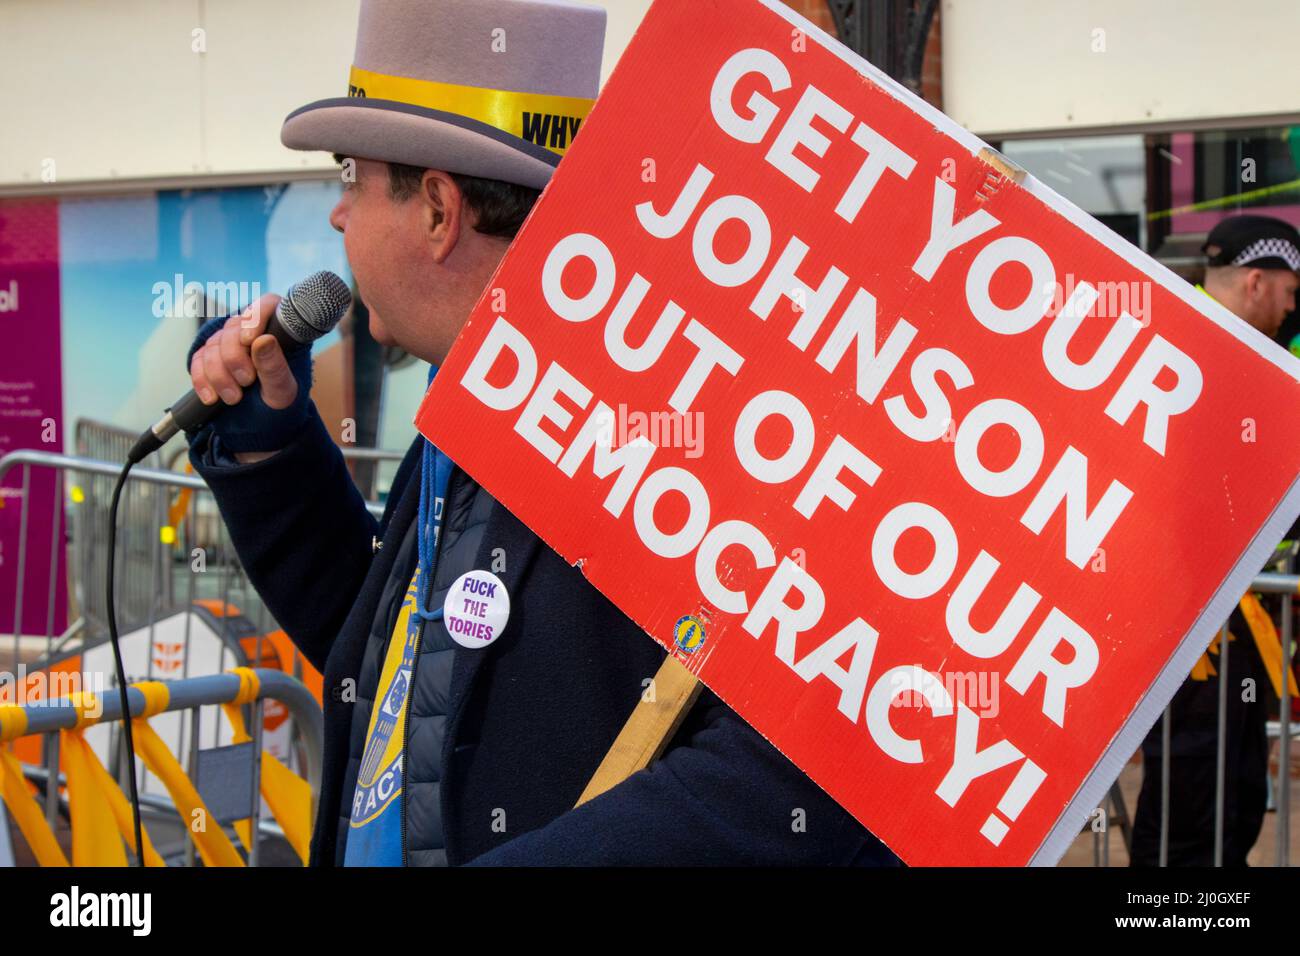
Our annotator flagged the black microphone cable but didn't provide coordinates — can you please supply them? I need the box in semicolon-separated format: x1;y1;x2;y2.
105;459;145;865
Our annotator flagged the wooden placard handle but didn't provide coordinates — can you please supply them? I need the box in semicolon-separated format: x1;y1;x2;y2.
574;654;703;808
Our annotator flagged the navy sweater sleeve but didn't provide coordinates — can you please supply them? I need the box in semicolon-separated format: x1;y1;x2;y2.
463;694;902;867
187;404;378;673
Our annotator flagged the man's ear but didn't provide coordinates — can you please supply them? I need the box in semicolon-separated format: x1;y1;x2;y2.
1243;267;1266;301
420;169;465;265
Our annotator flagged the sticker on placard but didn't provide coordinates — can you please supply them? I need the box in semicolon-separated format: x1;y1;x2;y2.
674;615;706;654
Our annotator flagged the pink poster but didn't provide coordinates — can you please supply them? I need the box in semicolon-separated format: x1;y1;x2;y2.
0;200;66;643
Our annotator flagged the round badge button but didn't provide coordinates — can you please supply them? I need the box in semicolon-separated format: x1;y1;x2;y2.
443;569;510;649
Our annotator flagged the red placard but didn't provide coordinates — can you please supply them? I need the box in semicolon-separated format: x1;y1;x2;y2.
416;0;1300;865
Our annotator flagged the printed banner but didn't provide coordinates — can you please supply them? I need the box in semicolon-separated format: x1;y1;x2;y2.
0;200;65;644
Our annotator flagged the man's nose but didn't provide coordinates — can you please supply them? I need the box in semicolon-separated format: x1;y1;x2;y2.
329;198;347;234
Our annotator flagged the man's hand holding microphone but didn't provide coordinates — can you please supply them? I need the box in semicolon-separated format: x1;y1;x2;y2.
128;270;350;466
187;293;313;463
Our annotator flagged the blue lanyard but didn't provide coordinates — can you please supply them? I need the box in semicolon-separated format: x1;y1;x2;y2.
414;365;450;621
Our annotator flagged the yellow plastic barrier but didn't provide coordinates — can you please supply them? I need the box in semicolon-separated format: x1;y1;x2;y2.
222;668;312;865
0;672;314;866
76;731;166;867
130;681;245;868
1191;630;1222;680
1238;592;1300;699
0;744;68;866
1192;593;1300;697
58;689;167;867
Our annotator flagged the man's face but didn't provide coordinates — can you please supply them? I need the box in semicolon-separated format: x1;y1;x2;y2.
1248;267;1299;337
328;157;437;353
328;155;514;366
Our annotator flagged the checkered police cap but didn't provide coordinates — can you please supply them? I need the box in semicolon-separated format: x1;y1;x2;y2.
1204;214;1300;272
1231;237;1300;271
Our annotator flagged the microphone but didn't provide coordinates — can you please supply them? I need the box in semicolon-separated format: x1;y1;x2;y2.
127;270;352;463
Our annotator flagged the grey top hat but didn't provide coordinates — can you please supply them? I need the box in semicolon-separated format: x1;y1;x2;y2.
282;0;607;189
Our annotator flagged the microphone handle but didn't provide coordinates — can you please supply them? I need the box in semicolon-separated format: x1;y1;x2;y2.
166;382;226;436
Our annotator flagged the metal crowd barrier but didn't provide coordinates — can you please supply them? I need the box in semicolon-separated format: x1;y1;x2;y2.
3;435;399;668
1083;562;1297;868
0;668;321;866
0;426;403;866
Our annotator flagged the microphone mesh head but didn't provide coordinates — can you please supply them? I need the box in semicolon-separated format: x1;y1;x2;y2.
276;270;353;344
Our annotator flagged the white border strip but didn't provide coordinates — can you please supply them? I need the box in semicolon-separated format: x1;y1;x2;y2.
757;0;1300;865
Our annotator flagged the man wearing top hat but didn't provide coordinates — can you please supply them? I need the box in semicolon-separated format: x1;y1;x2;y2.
183;0;900;866
1129;214;1300;867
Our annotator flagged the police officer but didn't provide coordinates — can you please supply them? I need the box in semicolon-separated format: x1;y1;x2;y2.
1130;214;1300;866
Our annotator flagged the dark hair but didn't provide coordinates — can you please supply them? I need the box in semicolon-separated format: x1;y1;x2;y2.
387;162;540;238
